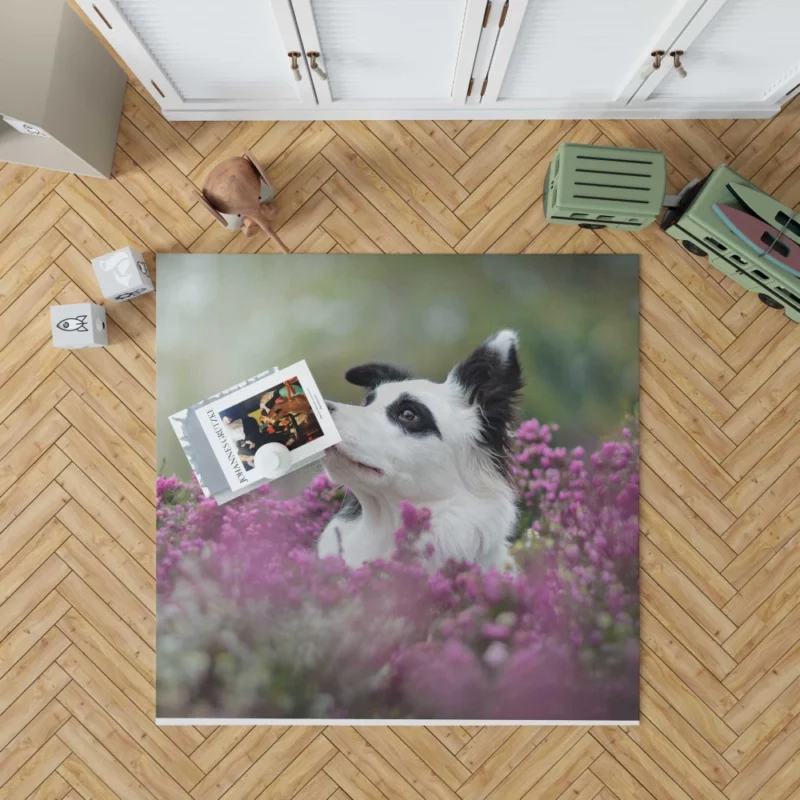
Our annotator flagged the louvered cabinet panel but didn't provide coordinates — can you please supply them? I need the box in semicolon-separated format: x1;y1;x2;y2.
493;0;689;102
117;0;293;100
647;0;800;102
75;0;794;117
75;0;315;109
291;0;485;105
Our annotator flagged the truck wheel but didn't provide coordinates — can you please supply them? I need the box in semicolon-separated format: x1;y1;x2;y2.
758;293;784;310
682;240;707;257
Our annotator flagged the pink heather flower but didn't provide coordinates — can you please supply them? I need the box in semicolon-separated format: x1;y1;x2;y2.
483;641;509;667
481;622;510;640
156;417;639;721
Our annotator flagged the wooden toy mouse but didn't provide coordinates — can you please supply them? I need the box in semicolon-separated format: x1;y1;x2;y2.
195;149;289;253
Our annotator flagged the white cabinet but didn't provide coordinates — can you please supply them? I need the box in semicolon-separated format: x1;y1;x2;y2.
631;0;800;108
76;0;800;120
78;0;317;111
479;0;800;115
290;0;486;108
481;0;707;106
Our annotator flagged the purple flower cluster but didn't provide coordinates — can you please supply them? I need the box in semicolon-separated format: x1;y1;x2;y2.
156;419;639;721
512;420;639;652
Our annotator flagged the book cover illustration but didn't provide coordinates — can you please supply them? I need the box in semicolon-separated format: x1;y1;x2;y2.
170;361;340;504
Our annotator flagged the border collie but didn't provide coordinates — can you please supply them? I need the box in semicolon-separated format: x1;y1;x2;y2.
317;330;524;570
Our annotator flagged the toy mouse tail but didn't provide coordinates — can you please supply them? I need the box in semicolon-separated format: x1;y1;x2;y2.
252;213;290;254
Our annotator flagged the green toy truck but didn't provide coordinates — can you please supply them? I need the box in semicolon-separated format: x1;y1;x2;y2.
544;142;800;323
543;143;666;232
660;165;800;323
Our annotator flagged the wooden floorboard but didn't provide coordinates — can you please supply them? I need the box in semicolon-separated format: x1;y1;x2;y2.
1;57;800;798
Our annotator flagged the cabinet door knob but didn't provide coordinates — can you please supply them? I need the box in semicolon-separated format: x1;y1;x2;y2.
670;50;687;79
307;52;328;81
640;50;665;81
288;52;302;81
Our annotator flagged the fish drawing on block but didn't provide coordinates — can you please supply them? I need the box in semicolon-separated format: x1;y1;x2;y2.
56;315;89;332
713;203;800;277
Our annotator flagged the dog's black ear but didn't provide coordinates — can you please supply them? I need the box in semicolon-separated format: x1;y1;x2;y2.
449;330;524;472
345;362;412;389
450;330;524;409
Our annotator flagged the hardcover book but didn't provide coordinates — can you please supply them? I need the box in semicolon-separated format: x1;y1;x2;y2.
169;360;340;504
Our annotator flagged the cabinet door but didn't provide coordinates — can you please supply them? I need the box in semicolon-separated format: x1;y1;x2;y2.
633;0;800;107
481;0;707;108
75;0;316;112
290;0;486;108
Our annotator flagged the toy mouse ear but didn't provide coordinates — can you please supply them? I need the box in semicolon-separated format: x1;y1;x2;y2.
194;190;228;227
243;149;275;193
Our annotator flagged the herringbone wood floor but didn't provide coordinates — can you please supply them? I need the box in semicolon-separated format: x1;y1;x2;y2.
3;56;800;799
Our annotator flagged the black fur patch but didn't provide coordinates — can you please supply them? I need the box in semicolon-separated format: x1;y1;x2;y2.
336;492;362;520
450;335;524;478
386;393;442;438
345;362;412;389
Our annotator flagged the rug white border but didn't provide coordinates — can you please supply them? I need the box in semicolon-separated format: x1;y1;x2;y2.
157;718;640;726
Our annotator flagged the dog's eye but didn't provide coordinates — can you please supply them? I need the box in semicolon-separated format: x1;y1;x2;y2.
399;408;417;422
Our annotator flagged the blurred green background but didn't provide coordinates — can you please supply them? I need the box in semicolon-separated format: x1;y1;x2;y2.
157;254;639;482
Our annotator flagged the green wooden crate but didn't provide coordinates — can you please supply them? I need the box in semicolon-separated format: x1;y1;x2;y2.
661;164;800;322
544;143;666;231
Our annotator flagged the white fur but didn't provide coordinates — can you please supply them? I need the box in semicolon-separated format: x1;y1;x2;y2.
484;329;518;362
317;351;519;571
